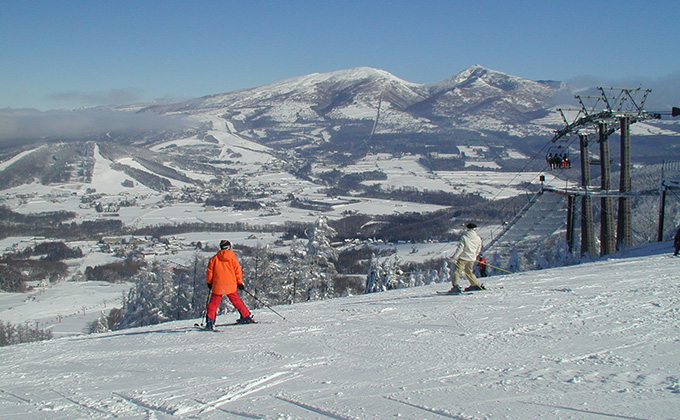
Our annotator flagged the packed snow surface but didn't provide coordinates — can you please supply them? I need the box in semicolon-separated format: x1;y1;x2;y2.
1;245;679;419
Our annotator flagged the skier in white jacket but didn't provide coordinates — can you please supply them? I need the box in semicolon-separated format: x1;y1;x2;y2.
448;223;484;294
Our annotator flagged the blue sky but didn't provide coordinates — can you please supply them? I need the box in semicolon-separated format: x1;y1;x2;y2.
1;0;678;110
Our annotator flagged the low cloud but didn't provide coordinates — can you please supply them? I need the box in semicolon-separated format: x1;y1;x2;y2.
0;107;190;145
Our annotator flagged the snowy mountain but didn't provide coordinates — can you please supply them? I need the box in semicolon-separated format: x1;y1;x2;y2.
143;65;570;145
1;242;678;419
0;67;587;254
1;65;678;194
414;65;564;135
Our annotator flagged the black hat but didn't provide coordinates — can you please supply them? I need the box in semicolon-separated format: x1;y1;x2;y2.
219;240;232;250
466;223;477;229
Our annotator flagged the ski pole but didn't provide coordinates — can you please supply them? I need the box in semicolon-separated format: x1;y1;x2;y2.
453;260;478;284
477;260;514;274
242;288;287;320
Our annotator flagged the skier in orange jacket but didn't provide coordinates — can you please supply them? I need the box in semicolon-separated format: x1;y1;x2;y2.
204;240;253;329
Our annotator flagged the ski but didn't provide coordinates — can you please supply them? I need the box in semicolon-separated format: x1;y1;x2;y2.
437;284;488;295
437;285;489;295
193;320;258;331
194;323;219;332
216;320;259;327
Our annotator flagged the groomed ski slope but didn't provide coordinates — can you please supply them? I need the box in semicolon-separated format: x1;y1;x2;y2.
1;245;679;419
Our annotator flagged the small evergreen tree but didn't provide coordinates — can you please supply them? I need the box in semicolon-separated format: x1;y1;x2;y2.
89;312;111;334
116;269;168;329
87;308;124;334
506;248;522;273
305;216;338;300
242;243;283;310
437;260;449;283
365;254;404;292
282;237;308;304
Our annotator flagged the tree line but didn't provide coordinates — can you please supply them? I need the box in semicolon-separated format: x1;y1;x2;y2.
0;321;53;347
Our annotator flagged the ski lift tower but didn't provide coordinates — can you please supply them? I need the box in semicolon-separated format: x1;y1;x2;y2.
657;159;680;241
547;87;661;257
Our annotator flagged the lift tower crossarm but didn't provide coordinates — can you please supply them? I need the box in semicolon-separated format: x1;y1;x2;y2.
546;86;662;257
551;87;659;144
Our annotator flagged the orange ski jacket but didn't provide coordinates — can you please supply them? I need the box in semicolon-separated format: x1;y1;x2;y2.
206;249;243;295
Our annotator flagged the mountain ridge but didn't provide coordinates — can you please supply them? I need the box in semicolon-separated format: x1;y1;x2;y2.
1;65;678;194
143;65;564;126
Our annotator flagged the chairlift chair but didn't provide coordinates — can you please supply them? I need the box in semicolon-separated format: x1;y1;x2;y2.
546;145;571;169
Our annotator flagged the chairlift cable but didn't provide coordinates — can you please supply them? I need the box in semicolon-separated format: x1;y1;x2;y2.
478;135;577;245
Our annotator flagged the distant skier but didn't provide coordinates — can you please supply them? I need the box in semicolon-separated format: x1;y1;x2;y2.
204;240;253;330
674;227;680;256
447;223;484;294
476;254;488;278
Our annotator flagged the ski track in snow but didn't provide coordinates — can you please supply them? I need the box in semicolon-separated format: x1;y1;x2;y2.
51;389;117;417
1;249;679;419
384;395;475;419
275;394;360;420
194;371;301;415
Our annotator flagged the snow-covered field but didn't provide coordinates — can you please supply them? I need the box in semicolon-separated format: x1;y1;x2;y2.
333;153;564;200
0;281;130;337
1;242;678;419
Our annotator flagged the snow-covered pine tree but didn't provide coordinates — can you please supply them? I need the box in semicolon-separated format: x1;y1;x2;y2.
283;237;308;304
189;251;209;318
170;264;199;320
365;254;380;293
89;312;111;334
489;253;502;277
87;308;123;334
365;254;404;292
506;248;522;273
384;256;404;289
406;269;418;288
436;260;449;283
152;260;176;321
242;243;282;309
115;268;168;329
305;216;338;300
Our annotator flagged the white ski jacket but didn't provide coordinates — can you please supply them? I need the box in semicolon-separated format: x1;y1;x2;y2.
451;228;482;262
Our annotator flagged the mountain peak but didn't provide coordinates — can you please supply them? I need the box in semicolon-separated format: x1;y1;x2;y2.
273;66;417;89
422;65;568;103
426;65;520;93
463;64;493;74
